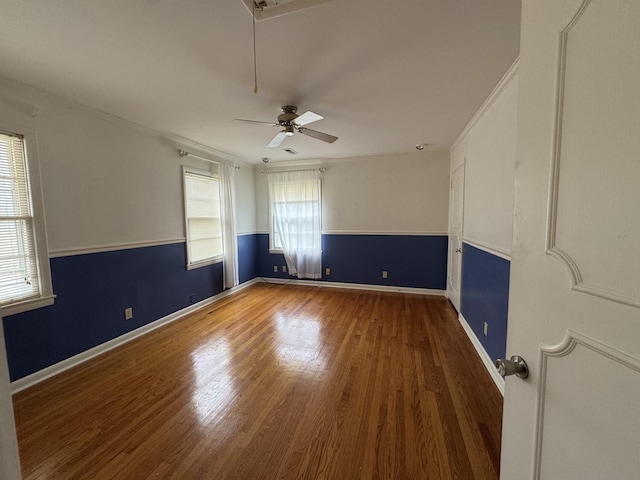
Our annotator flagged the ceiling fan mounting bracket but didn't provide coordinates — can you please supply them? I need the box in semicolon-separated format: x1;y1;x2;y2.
242;0;336;21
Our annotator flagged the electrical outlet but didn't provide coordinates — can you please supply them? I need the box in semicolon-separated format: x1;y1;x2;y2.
273;265;278;272
282;265;287;273
483;322;488;336
382;271;388;279
124;307;133;320
325;267;331;276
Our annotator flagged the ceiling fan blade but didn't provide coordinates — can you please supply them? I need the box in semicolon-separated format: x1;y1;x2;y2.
267;131;288;148
298;127;338;144
233;119;278;126
294;111;323;126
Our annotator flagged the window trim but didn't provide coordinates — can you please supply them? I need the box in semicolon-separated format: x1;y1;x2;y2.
182;166;224;270
0;123;55;317
268;198;282;254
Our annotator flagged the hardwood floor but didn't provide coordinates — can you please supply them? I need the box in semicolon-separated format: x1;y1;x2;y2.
13;283;503;479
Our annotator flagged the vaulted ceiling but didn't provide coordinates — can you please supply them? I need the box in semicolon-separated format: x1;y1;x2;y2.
0;0;521;163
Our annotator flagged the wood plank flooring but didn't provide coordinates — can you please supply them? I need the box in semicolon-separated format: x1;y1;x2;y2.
12;283;503;479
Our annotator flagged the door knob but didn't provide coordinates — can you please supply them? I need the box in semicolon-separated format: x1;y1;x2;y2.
495;355;529;379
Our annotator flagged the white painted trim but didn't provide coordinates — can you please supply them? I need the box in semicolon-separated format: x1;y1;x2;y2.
450;58;520;152
1;295;56;318
49;238;186;258
0;122;55;318
322;230;448;236
260;277;446;296
457;313;505;395
253;230;448;237
251;150;447;169
462;238;511;261
10;278;261;394
186;256;223;271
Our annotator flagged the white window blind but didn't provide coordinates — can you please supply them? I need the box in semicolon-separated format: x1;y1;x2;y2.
184;170;223;265
0;132;41;306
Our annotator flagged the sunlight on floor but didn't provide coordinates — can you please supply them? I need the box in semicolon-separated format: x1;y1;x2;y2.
275;314;327;373
190;337;239;429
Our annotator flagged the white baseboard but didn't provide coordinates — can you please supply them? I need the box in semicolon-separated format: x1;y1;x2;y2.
10;278;260;394
457;313;505;396
260;277;446;296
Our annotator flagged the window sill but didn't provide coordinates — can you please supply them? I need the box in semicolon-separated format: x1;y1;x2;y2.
1;294;56;318
186;256;223;270
269;248;284;254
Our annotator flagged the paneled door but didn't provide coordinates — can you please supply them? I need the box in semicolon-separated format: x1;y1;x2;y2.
0;325;20;478
500;1;640;478
447;163;464;311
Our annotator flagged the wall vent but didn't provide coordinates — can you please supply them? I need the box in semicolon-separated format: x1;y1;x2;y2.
240;0;334;21
283;148;298;155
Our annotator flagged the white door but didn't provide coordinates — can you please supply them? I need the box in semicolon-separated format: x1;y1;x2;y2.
501;1;640;479
447;163;464;311
0;325;21;478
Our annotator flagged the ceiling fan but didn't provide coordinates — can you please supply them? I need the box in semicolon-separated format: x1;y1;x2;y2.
234;105;338;148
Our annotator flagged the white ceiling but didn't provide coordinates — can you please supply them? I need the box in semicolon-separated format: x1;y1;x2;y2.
0;0;521;164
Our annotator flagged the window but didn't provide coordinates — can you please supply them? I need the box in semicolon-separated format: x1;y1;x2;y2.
268;170;322;279
183;168;223;267
270;179;320;251
0;130;53;315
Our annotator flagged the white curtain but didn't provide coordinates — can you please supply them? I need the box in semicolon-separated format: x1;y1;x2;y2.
268;170;322;279
219;163;238;289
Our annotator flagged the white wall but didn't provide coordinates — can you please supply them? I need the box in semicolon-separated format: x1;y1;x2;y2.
451;64;519;256
254;151;450;235
0;78;255;253
235;165;256;235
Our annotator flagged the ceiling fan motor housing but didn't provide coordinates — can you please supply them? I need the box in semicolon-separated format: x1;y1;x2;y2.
277;105;298;125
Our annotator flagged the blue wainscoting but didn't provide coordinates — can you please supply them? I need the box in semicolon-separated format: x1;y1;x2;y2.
254;233;448;290
3;233;448;382
237;234;258;284
323;234;447;289
2;242;224;381
255;234;293;279
460;243;510;362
